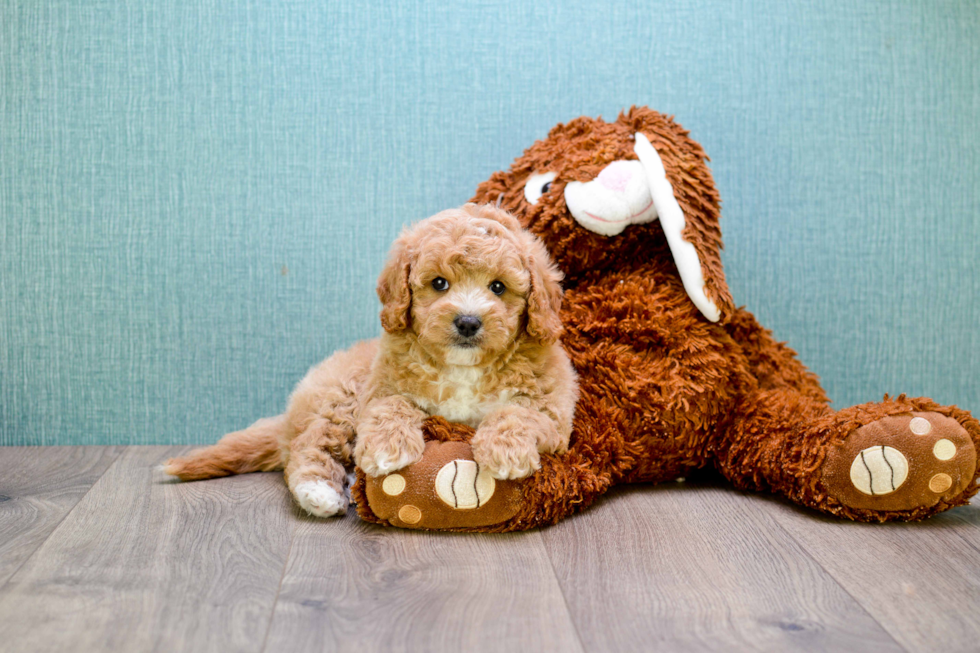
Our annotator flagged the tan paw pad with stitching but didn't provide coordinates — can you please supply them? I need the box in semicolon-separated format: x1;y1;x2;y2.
382;474;406;496
929;473;953;493
398;505;422;524
933;439;956;461
909;417;933;435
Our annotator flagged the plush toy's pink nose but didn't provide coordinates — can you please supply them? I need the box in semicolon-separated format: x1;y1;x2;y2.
596;160;633;193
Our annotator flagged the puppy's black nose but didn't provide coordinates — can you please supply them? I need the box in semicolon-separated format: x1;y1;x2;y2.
453;315;482;338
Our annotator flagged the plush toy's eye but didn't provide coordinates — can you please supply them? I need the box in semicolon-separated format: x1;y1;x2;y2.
523;172;557;205
431;277;449;291
489;280;506;296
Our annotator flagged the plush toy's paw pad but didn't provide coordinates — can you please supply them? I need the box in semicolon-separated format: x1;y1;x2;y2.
434;460;497;508
823;412;977;512
293;480;348;518
363;440;522;530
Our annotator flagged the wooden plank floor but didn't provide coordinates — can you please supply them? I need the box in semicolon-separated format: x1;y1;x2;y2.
1;447;978;653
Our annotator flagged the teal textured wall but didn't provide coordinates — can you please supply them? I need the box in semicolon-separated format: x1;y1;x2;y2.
1;1;977;446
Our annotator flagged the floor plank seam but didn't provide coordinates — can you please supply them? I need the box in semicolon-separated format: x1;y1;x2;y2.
539;530;589;653
0;446;126;595
947;518;980;555
258;512;300;653
765;509;911;653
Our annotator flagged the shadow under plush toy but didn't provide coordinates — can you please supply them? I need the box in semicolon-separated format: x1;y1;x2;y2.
354;106;980;531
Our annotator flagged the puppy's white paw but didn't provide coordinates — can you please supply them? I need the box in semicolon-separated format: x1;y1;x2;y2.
471;407;552;481
357;446;422;477
472;436;541;480
355;428;425;477
354;397;427;477
481;453;540;480
293;480;348;518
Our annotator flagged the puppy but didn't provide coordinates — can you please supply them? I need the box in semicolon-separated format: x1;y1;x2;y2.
165;204;578;518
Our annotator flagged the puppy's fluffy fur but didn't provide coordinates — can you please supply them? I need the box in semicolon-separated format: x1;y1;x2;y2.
165;204;578;518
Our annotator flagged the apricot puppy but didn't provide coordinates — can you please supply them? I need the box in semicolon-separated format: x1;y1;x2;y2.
164;204;578;518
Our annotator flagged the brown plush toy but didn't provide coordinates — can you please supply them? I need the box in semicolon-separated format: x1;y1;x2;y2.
353;106;980;532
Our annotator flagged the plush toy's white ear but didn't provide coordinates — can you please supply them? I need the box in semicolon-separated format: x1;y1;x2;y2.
633;133;721;323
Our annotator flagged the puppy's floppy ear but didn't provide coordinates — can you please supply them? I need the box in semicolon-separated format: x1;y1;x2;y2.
377;236;413;333
523;234;564;344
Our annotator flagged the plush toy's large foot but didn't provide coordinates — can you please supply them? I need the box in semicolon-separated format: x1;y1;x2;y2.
359;440;525;530
822;412;977;514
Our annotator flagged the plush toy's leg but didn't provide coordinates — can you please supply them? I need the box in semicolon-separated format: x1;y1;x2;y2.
714;390;980;521
354;446;616;532
284;420;352;518
505;447;617;529
352;416;617;532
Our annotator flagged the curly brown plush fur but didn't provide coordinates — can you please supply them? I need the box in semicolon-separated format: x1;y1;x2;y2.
353;106;979;531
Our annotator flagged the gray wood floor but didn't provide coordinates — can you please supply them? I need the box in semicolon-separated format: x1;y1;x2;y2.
1;447;978;653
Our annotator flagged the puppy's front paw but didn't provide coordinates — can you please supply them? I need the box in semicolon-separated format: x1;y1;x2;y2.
472;423;541;480
293;480;348;518
355;425;426;477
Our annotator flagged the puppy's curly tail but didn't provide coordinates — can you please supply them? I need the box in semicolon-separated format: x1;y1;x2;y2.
163;415;287;481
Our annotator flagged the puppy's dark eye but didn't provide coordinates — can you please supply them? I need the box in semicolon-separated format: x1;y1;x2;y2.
431;277;449;291
489;280;506;296
541;181;551;194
